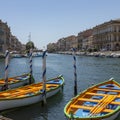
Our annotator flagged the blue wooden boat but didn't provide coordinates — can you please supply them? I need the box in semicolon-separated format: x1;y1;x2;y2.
64;78;120;120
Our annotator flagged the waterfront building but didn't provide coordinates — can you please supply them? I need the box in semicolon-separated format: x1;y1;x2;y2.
47;43;58;53
65;35;77;51
87;36;94;50
93;19;120;51
0;20;11;53
47;19;120;52
57;38;66;51
0;19;24;53
77;29;93;51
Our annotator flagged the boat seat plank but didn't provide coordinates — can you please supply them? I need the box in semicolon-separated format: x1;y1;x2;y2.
94;88;120;93
111;101;120;105
0;81;5;84
8;78;19;82
70;104;113;113
86;92;106;96
78;98;99;103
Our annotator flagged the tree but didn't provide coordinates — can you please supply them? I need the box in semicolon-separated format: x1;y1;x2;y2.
26;41;35;53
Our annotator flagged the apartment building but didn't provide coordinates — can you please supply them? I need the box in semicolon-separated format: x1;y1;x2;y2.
65;35;77;51
93;19;120;51
0;20;11;53
0;20;23;53
57;38;66;51
77;29;93;51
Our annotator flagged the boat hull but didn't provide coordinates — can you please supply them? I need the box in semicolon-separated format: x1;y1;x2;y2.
102;111;120;120
0;86;62;111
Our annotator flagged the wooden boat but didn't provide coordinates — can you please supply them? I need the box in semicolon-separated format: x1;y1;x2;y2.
0;73;34;91
25;52;43;58
64;78;120;120
0;75;64;111
32;52;42;57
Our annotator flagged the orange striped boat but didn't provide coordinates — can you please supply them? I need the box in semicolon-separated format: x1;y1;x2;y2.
0;75;64;111
64;78;120;120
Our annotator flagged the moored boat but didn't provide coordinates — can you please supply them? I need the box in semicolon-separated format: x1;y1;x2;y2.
11;54;26;58
0;75;64;111
64;78;120;120
0;73;34;91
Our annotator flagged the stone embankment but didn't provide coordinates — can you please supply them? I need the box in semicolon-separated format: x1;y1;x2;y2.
0;115;12;120
57;51;120;58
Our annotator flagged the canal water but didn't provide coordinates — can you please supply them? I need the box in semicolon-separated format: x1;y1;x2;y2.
0;53;120;120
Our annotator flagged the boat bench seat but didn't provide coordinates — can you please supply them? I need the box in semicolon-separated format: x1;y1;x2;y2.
111;101;120;105
86;92;106;96
94;88;120;93
46;84;59;86
78;98;99;103
46;84;59;88
8;78;21;83
70;104;113;113
0;80;5;84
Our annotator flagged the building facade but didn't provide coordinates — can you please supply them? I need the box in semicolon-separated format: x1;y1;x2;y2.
77;29;93;51
0;20;11;53
0;20;23;53
65;35;77;51
93;19;120;51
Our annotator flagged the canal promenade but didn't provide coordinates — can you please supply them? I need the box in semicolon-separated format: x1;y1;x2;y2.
57;51;120;58
1;51;120;59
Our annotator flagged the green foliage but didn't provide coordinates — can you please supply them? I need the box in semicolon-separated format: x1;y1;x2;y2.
26;41;34;53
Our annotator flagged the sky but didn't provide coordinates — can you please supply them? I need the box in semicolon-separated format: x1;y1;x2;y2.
0;0;120;49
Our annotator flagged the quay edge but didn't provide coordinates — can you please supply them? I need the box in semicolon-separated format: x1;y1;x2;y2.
0;115;13;120
56;51;120;58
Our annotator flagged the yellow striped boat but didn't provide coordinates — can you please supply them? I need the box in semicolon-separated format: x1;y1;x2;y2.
0;73;34;91
64;78;120;120
0;75;64;111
